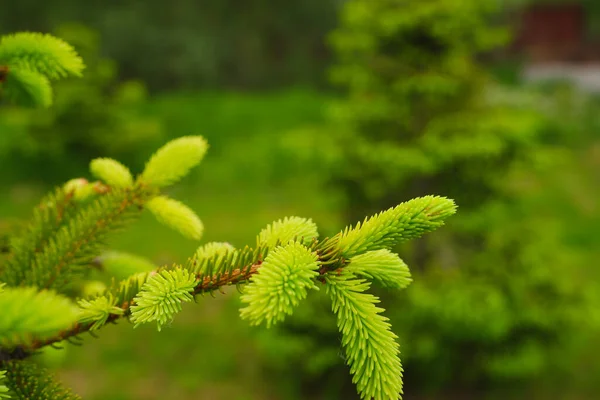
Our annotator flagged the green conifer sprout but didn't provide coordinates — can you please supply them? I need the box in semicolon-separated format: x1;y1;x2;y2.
63;178;95;201
257;216;319;248
346;249;412;289
327;271;403;400
146;196;204;240
195;242;235;260
1;68;52;108
0;32;84;107
140;136;208;187
0;287;78;348
338;195;457;258
77;295;124;331
62;178;87;194
193;242;237;274
89;158;134;188
130;268;198;331
0;370;9;399
0;33;84;79
240;242;320;328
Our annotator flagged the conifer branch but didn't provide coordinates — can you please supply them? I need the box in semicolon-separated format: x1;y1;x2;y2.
1;193;456;400
1;189;76;284
0;32;84;107
15;239;376;352
0;369;9;399
6;186;153;292
20;263;266;353
20;196;456;351
0;360;81;399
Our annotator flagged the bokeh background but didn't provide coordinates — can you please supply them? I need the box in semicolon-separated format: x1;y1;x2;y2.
1;0;599;399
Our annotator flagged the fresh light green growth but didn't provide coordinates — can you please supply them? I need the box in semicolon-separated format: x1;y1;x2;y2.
1;68;52;108
193;242;236;274
0;33;84;79
146;196;204;240
1;360;81;400
0;370;9;399
97;251;156;280
0;287;78;347
326;271;403;400
63;178;95;201
63;178;87;195
90;158;133;188
346;249;412;289
110;272;153;309
338;196;457;257
140;136;208;187
130;268;197;331
240;242;320;328
0;32;84;107
196;242;235;260
257;216;318;248
77;295;124;331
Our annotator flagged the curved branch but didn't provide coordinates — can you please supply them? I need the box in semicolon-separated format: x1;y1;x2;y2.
22;261;269;353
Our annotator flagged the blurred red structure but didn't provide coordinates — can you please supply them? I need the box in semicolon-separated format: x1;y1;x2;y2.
514;3;600;62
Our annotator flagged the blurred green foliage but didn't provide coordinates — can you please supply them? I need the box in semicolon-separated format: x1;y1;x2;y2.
0;24;163;184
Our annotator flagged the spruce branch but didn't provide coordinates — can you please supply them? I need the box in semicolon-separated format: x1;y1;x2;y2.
4;194;456;343
0;370;9;399
0;360;81;400
346;249;412;289
192;242;236;274
0;67;52;107
89;158;134;188
20;264;265;352
257;216;319;248
338;195;457;258
326;270;404;400
0;32;84;80
146;196;204;241
2;190;456;400
140;136;208;187
130;268;198;331
22;186;152;291
240;242;320;327
77;295;124;331
0;32;84;107
189;243;266;280
1;189;77;286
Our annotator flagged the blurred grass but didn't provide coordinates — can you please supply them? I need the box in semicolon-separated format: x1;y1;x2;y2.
1;89;345;400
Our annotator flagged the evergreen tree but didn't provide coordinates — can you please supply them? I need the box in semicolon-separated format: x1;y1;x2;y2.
0;32;457;399
325;0;595;395
256;1;598;398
